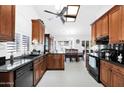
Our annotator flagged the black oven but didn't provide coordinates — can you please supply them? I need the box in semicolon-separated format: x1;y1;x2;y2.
86;54;100;83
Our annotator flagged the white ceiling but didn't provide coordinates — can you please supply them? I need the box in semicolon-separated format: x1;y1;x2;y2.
33;5;113;39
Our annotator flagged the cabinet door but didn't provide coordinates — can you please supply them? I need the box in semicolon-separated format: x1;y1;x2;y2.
39;23;45;43
111;65;124;87
96;19;102;38
53;54;64;69
100;61;111;86
47;55;54;69
91;23;96;44
0;72;14;87
34;67;40;84
32;20;45;44
43;57;47;71
53;55;59;69
39;58;45;77
109;6;122;44
33;59;40;85
47;54;64;70
121;6;124;42
0;5;15;41
32;20;39;43
111;69;124;87
102;15;109;36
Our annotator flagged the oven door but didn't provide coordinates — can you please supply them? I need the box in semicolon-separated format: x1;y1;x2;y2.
87;55;100;82
89;56;97;70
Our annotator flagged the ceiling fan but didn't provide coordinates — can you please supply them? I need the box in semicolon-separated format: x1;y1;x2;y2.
44;7;76;24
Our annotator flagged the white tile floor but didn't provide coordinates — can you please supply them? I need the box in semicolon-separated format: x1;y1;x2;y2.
37;60;103;87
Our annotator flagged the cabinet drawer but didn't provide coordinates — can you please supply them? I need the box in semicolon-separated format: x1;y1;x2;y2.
101;60;113;67
112;65;124;75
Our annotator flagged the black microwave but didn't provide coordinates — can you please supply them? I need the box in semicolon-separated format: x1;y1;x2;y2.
0;57;5;66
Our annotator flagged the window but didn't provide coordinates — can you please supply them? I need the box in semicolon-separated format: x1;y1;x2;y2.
66;5;80;22
7;42;16;54
15;33;21;52
22;35;30;52
7;33;21;54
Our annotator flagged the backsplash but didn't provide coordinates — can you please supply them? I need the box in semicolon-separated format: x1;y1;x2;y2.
107;44;124;51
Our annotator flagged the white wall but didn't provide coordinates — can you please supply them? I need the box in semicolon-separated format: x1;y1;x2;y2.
33;5;113;53
0;5;42;59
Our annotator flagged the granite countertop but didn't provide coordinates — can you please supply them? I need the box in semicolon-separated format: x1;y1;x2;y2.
88;53;99;58
88;53;124;68
49;52;65;54
0;54;45;72
101;58;124;68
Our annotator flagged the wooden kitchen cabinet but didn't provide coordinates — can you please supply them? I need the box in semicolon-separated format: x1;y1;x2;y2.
121;6;124;42
111;65;124;87
92;14;108;40
0;5;15;41
32;19;45;44
39;57;46;77
96;19;102;38
0;72;14;87
100;60;124;87
33;59;40;85
91;23;96;44
100;60;112;86
111;69;124;87
101;15;109;36
47;54;64;70
33;56;47;86
109;6;122;44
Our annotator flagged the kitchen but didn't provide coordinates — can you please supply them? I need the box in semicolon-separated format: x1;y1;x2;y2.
0;4;124;87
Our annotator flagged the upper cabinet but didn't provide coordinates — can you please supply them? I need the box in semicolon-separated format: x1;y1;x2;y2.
92;14;109;44
32;19;45;44
0;5;15;41
96;15;109;39
101;15;109;37
91;5;124;44
109;6;122;44
91;23;96;44
96;19;102;38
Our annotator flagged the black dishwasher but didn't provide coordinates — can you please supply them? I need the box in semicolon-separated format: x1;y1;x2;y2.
14;63;33;87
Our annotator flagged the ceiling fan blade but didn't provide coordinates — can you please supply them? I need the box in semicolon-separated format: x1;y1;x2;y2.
64;15;76;18
60;16;65;24
44;10;58;15
59;7;68;16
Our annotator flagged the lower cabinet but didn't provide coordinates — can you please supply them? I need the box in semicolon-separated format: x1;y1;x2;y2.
111;65;124;87
33;56;47;86
0;72;14;87
47;54;64;70
100;60;112;86
100;60;124;87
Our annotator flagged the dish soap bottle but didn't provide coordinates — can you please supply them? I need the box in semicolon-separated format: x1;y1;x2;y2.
10;52;14;65
118;53;122;63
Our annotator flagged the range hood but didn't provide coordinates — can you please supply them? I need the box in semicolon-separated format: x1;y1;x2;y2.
96;35;109;44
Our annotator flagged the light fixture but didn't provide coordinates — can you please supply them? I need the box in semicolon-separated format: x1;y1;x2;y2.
66;5;80;22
